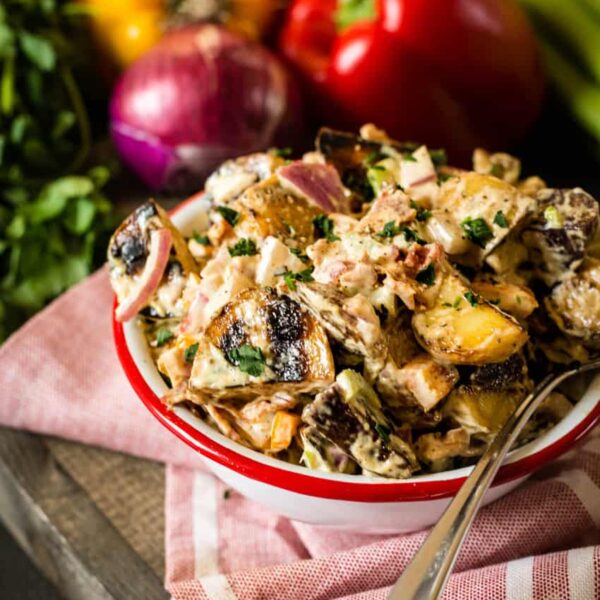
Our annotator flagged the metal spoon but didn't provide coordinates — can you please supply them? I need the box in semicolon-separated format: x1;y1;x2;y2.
387;358;600;600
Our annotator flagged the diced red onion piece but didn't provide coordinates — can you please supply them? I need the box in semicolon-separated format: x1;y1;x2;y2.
277;162;346;213
116;228;173;322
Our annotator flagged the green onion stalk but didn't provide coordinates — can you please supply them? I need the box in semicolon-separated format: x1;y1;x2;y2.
520;0;600;148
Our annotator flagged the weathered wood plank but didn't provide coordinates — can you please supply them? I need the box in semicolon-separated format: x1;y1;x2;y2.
0;427;168;600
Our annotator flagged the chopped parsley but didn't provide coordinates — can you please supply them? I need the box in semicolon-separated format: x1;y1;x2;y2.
493;210;509;228
374;423;391;443
281;267;315;291
416;264;436;286
410;200;432;222
403;227;426;245
461;217;493;248
216;205;240;227
226;344;265;377
155;328;174;347
364;150;384;166
313;214;340;242
290;247;309;262
228;238;257;257
193;232;210;245
429;148;447;167
490;163;505;179
378;221;401;238
184;343;199;364
368;164;386;172
273;146;293;157
464;291;481;307
437;172;454;184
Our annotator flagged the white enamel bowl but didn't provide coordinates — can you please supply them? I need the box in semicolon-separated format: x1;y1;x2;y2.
113;194;600;533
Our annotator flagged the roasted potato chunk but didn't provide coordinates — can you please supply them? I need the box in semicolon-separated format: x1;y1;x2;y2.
442;385;527;440
412;270;527;365
434;172;534;264
545;258;600;349
471;277;538;320
522;188;599;285
231;177;324;247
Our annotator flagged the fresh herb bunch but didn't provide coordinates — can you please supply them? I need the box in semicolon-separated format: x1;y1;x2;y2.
0;1;116;341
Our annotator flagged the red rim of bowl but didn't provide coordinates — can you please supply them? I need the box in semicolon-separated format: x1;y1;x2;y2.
111;194;600;503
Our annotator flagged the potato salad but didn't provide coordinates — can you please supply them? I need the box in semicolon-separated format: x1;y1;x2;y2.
109;124;600;478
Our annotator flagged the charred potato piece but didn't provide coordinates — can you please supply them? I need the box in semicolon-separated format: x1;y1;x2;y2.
300;426;359;474
187;288;334;401
316;127;414;202
545;258;600;349
522;188;599;286
231;177;324;247
108;200;197;317
412;270;528;365
302;370;419;478
442;384;528;440
469;353;528;390
205;153;284;205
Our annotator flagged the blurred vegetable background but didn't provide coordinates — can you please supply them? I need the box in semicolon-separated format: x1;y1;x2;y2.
0;0;116;340
519;0;600;152
1;0;600;341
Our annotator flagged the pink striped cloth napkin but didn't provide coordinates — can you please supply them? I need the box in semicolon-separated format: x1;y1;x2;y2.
0;270;598;600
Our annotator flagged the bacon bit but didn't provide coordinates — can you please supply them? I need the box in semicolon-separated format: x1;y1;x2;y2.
404;243;443;278
359;191;416;232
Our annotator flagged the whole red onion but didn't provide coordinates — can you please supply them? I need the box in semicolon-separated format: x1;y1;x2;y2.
110;25;304;193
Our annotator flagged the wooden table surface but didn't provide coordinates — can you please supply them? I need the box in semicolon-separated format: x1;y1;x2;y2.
0;100;599;599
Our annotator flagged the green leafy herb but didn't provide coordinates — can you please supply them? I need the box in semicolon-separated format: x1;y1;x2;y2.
378;221;401;238
429;148;447;167
313;214;340;242
464;291;481;307
216;206;240;227
402;227;426;245
184;343;199;364
228;238;257;257
290;247;309;262
493;210;509;228
416;264;436;286
193;232;210;245
374;423;391;443
273;146;293;157
490;163;505;178
281;267;315;291
226;344;265;377
156;328;174;347
410;200;431;222
460;217;493;248
364;150;383;166
437;172;455;184
402;153;417;162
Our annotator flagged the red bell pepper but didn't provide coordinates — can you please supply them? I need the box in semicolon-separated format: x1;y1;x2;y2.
279;0;545;161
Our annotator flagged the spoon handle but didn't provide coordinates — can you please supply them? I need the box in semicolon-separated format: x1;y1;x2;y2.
387;364;587;600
